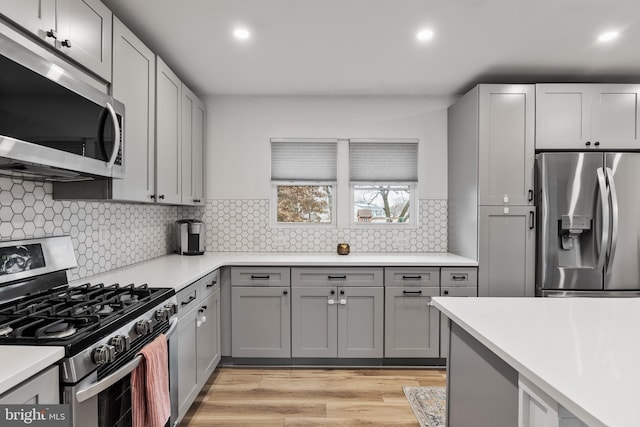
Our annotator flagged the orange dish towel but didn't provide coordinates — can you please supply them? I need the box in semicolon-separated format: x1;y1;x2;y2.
131;334;171;427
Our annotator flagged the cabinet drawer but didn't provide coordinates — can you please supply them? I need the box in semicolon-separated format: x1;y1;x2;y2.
176;283;198;318
292;267;383;287
384;268;439;287
440;268;478;287
231;267;290;287
199;269;220;298
441;286;477;297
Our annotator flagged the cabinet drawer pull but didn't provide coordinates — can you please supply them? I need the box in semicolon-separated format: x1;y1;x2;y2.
402;275;422;280
251;275;270;280
181;295;196;306
402;290;423;295
528;189;534;202
206;280;217;288
451;275;467;281
328;275;347;280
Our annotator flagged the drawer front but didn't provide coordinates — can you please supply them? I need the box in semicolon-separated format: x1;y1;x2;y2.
292;267;383;287
199;269;220;298
176;283;199;318
440;268;478;288
231;267;290;287
441;286;477;297
384;267;440;287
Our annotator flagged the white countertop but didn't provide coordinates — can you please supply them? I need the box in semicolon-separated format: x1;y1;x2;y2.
0;346;65;395
432;297;640;427
72;252;477;291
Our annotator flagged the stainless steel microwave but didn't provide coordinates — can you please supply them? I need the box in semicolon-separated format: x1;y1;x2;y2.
0;32;124;181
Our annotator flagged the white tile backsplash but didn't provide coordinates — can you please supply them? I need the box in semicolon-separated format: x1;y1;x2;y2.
179;199;447;253
0;177;177;281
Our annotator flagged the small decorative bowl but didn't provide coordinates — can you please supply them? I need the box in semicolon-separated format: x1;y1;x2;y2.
337;243;350;255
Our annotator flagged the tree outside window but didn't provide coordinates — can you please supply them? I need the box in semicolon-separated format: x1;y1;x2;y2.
277;185;333;223
353;185;411;223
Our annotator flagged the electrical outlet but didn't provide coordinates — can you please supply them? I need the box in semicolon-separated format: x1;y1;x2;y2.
273;236;287;246
98;225;108;244
394;237;410;247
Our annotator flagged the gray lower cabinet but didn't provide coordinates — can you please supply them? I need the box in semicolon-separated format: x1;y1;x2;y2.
384;268;441;358
384;287;440;358
440;267;478;359
176;270;221;423
231;286;291;358
0;365;59;404
291;268;384;359
479;206;536;297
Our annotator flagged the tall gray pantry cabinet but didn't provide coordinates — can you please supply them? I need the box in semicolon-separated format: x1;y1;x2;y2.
448;84;536;297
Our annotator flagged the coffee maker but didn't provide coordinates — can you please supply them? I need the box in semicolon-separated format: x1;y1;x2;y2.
175;219;205;255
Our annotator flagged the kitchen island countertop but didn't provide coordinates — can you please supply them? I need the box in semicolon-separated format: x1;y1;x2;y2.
0;346;65;396
432;296;640;427
72;252;477;291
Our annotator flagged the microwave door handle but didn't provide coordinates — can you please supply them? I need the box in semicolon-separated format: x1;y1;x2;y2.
105;102;121;169
606;167;619;272
596;167;610;273
75;317;177;403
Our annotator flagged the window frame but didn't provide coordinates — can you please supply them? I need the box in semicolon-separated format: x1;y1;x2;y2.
270;181;337;228
349;182;418;228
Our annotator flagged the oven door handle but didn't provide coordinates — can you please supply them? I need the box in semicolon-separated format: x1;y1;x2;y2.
75;317;177;403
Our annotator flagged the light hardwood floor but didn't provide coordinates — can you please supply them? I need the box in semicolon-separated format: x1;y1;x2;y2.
181;367;446;427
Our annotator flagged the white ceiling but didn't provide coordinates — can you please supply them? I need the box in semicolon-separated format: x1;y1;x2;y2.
101;0;640;97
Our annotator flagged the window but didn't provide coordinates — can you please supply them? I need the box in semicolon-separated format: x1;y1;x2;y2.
271;139;337;225
349;139;418;225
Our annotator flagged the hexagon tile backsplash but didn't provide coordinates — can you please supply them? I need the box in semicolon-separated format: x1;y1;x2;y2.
0;177;177;281
178;199;448;253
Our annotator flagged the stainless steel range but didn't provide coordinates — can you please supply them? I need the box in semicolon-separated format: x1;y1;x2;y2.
0;236;178;427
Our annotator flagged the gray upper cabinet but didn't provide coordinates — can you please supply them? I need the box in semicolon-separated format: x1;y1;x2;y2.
478;84;535;206
0;0;112;81
478;206;535;297
0;0;56;43
56;0;112;81
536;84;640;150
181;84;206;206
110;17;155;202
231;285;291;358
155;57;182;205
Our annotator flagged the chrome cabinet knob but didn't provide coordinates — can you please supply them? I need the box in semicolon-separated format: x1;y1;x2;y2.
110;335;131;353
92;344;116;365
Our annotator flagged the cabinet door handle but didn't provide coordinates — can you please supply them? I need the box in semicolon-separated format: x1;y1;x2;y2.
158;194;165;200
61;39;72;48
251;275;270;280
181;295;196;306
586;141;591;146
594;141;600;147
328;275;347;280
330;290;335;295
339;290;345;295
206;280;217;288
528;189;534;202
402;290;423;295
529;211;535;230
282;290;288;295
443;290;449;295
402;275;422;280
46;29;57;39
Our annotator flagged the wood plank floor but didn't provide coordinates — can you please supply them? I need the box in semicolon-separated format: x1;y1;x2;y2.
181;367;447;427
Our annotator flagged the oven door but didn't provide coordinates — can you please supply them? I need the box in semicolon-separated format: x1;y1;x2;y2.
64;317;178;427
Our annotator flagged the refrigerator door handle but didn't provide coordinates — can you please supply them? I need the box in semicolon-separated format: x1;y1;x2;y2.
596;167;610;273
606;167;619;273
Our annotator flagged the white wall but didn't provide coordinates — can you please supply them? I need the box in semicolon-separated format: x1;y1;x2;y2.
205;95;453;200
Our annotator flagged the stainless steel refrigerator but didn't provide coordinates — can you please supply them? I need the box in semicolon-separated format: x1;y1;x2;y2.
537;152;640;296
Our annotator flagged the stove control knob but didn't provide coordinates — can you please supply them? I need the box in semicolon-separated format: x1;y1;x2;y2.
92;344;116;365
155;307;169;321
165;303;177;316
135;320;149;335
110;335;131;353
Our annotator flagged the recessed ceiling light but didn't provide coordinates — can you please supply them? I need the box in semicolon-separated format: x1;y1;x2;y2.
597;31;619;42
416;29;434;42
233;27;251;40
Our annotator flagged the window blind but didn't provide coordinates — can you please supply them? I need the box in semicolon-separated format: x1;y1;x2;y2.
271;138;338;181
349;139;418;182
